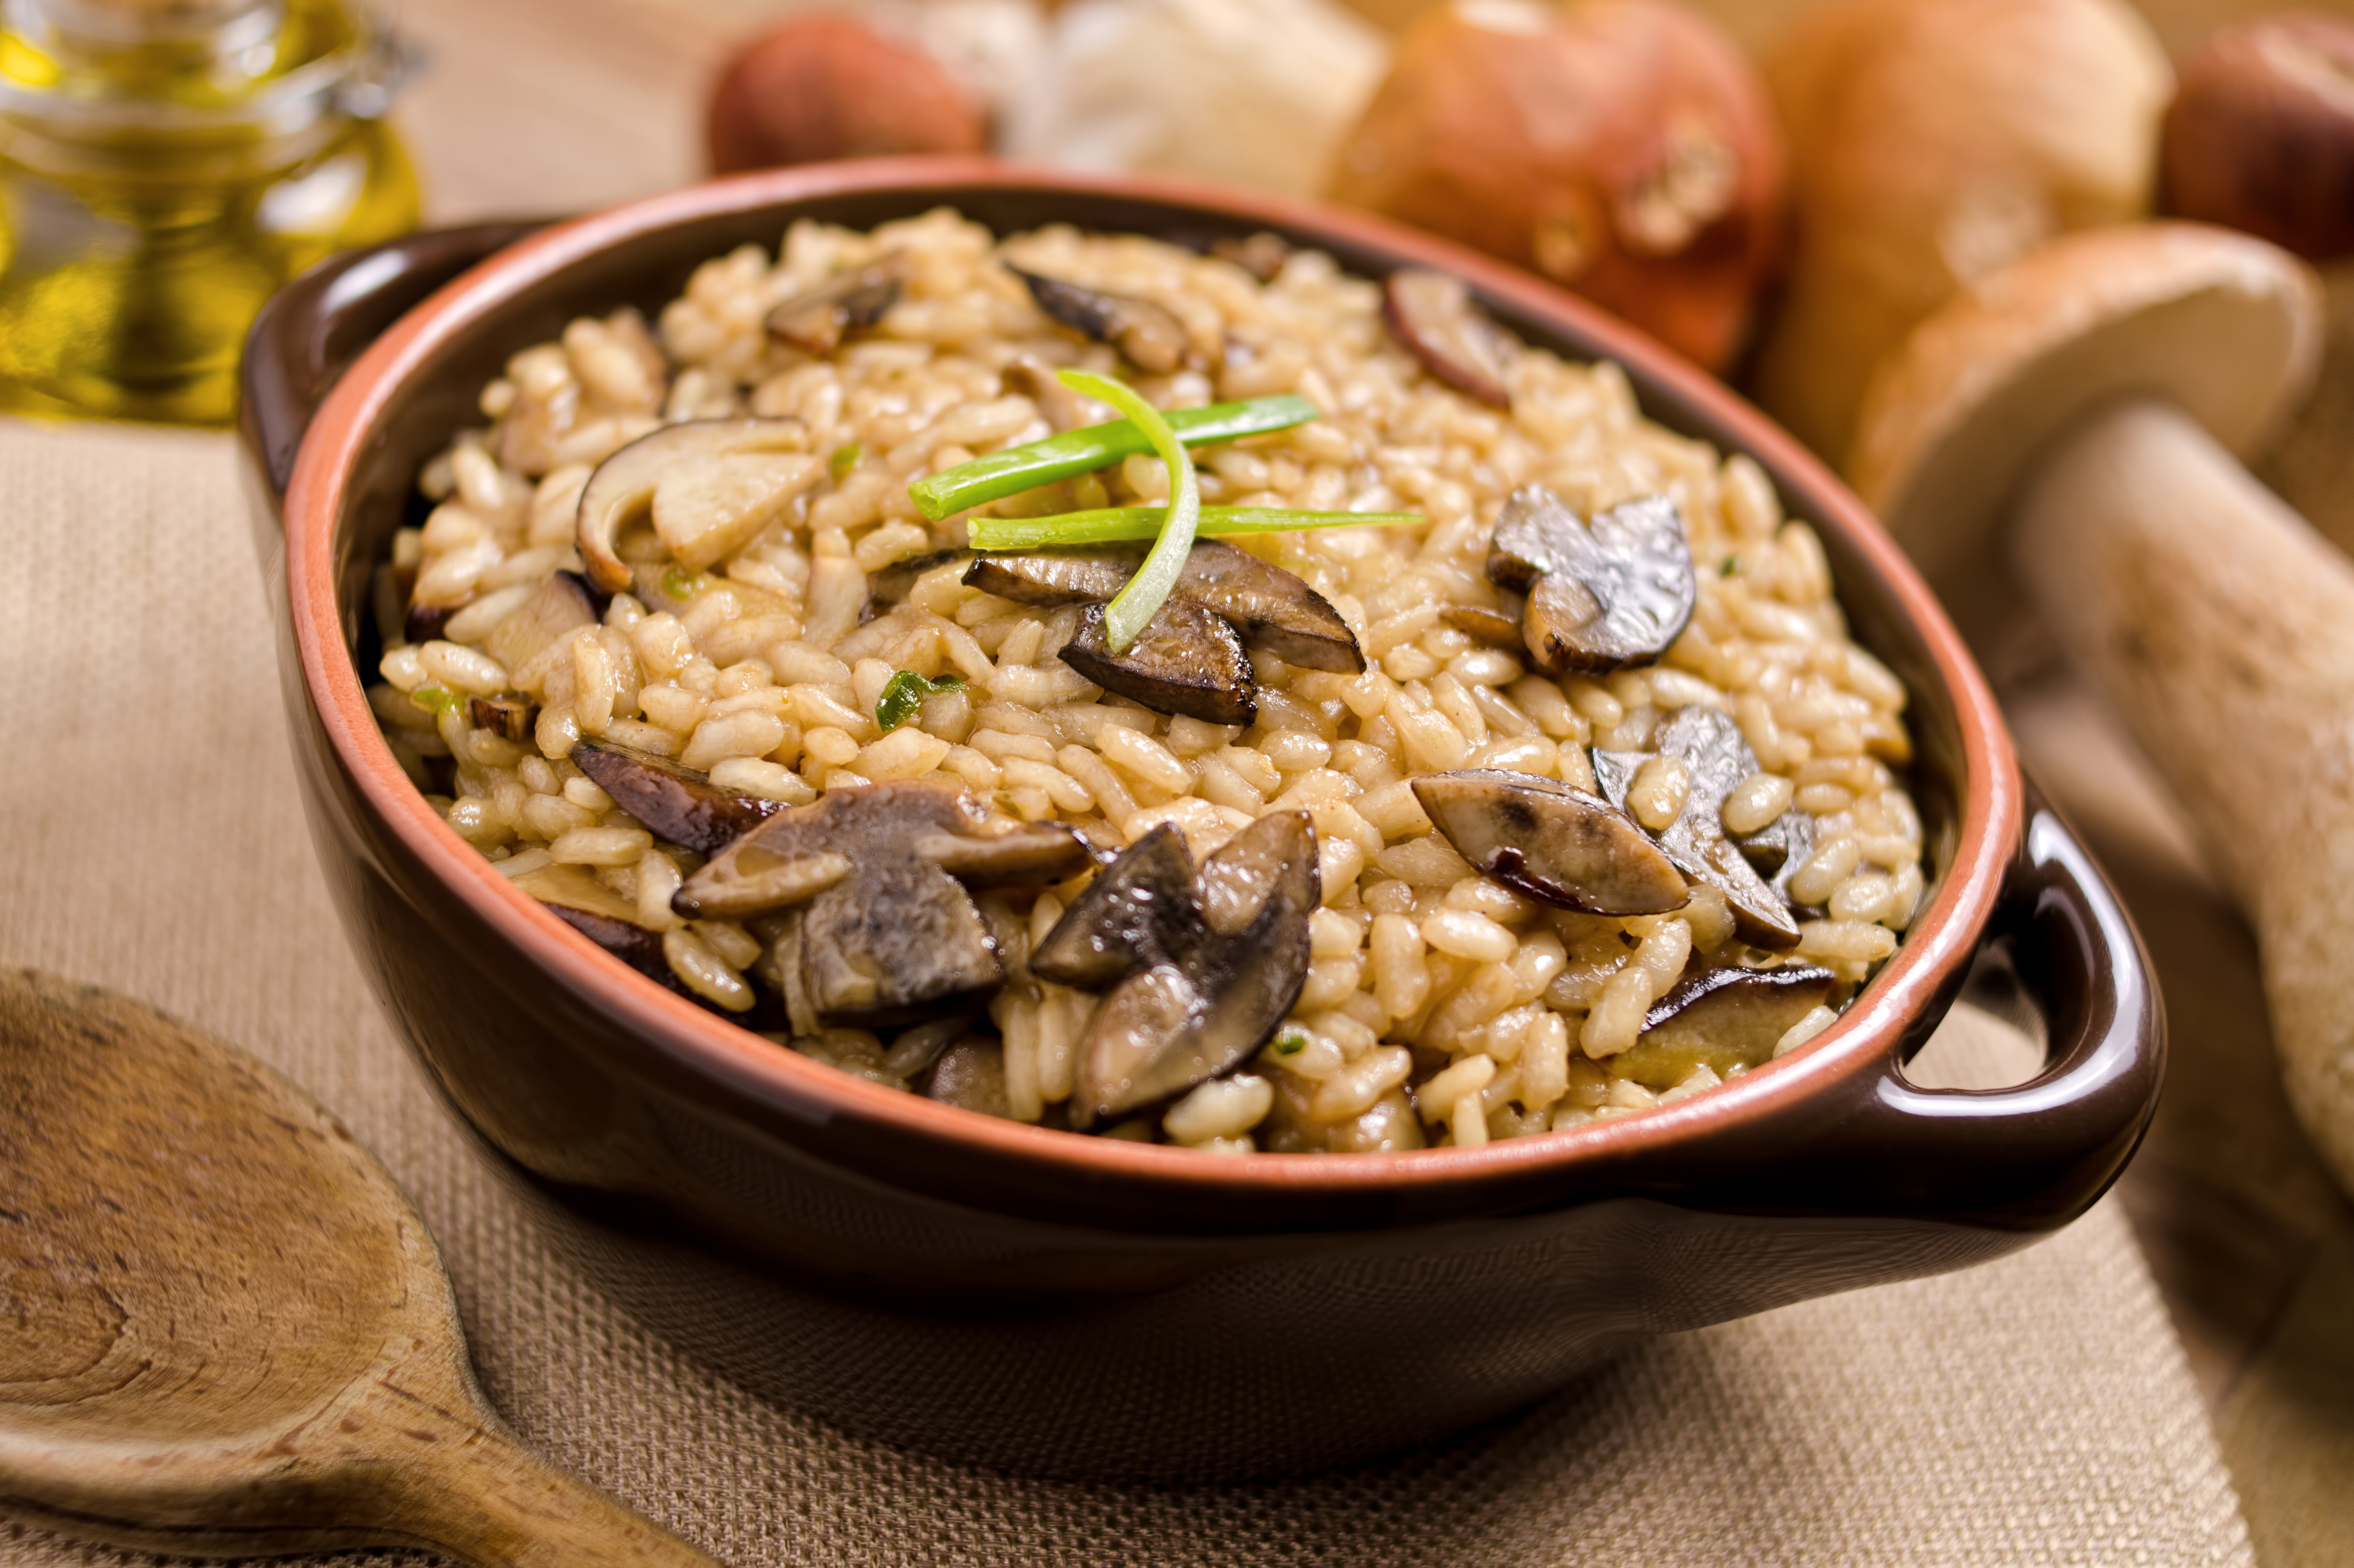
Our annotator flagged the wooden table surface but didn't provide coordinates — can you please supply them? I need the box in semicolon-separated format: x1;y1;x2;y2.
387;0;2354;1558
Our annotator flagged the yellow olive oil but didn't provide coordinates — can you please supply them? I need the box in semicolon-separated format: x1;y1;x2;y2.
0;0;419;425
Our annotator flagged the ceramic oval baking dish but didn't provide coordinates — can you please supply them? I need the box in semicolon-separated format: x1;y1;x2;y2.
242;159;2160;1482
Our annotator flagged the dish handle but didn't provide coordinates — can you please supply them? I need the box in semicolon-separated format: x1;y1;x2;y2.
1730;777;2164;1229
240;221;546;512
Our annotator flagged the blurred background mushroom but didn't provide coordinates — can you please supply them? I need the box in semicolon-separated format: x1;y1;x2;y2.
1326;0;1787;371
1747;0;2175;461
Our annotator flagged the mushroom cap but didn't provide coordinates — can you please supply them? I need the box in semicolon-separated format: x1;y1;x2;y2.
1847;222;2322;594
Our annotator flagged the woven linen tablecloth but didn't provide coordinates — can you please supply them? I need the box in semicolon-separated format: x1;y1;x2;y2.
0;417;2255;1566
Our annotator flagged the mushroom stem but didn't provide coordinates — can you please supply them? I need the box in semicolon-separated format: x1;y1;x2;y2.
2007;396;2354;1191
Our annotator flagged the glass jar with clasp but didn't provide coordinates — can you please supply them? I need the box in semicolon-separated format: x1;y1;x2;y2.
0;0;419;425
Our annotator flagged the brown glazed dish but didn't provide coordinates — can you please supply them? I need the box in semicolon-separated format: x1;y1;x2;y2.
241;159;2160;1482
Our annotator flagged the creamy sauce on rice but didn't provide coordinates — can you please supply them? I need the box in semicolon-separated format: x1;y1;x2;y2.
366;208;1927;1154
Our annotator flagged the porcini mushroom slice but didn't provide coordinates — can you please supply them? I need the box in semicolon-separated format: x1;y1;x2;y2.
675;778;1087;923
1383;268;1517;410
1009;267;1193;374
1440;603;1525;649
1411;769;1687;915
765;251;909;354
1031;824;1200;991
482;571;599;672
1611;963;1839;1090
1056;810;1319;1128
574;418;818;592
468;695;538;744
966;539;1364;674
1592;708;1802;948
919;1034;1014;1117
867;547;971;609
795;857;1007;1027
1059;599;1257;726
1487;488;1696;674
544;905;677;989
570;738;784;857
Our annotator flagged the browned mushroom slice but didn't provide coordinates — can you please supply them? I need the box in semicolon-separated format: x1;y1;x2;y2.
482;571;599;671
1612;964;1840;1090
574;418;820;592
1060;599;1257;726
1383;268;1516;409
1174;539;1363;673
1057;810;1319;1128
1440;603;1524;649
868;547;971;609
571;737;784;857
403;602;458;644
1002;355;1103;431
1211;232;1293;282
1031;824;1199;991
544;905;676;988
1411;769;1688;915
468;695;538;744
796;857;1006;1027
919;1033;1013;1117
1488;488;1695;674
678;779;1084;919
1733;806;1807;879
1009;267;1192;374
968;539;1364;674
1591;708;1802;948
765;251;909;354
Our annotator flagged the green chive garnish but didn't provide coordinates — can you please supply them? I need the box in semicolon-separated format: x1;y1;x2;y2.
830;443;861;483
409;686;462;716
909;393;1316;522
1273;1026;1310;1057
660;565;700;600
1061;370;1197;656
968;506;1422;551
874;670;967;733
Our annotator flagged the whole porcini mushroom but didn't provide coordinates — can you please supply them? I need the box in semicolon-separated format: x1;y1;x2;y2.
1844;221;2354;1195
1751;0;2172;460
2162;12;2354;262
706;12;989;173
1329;0;1785;371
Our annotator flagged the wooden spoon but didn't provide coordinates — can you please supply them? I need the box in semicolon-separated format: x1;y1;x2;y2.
0;969;720;1566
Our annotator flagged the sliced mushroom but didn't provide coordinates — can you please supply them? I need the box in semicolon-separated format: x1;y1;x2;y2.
1211;232;1293;282
1487;488;1696;674
868;547;970;609
403;602;458;644
1059;599;1257;725
1440;603;1525;649
571;738;784;857
1008;267;1193;374
918;1033;1013;1117
1041;810;1318;1129
1002;355;1103;431
1383;268;1517;409
1591;707;1802;948
468;695;538;744
544;904;677;989
1411;769;1688;915
574;419;821;593
765;251;909;355
482;571;599;672
795;855;1007;1027
1611;963;1839;1089
1031;823;1200;990
1732;804;1808;879
675;781;1088;1027
967;539;1364;674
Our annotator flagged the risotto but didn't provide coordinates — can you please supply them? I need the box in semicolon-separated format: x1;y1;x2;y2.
365;208;1927;1155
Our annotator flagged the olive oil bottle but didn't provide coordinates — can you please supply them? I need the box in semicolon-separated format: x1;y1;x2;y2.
0;0;419;425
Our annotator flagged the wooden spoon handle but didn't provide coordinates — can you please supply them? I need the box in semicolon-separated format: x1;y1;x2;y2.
394;1420;721;1568
2006;395;2354;1191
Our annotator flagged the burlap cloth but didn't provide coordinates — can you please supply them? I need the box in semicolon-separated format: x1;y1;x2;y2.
0;417;2255;1566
